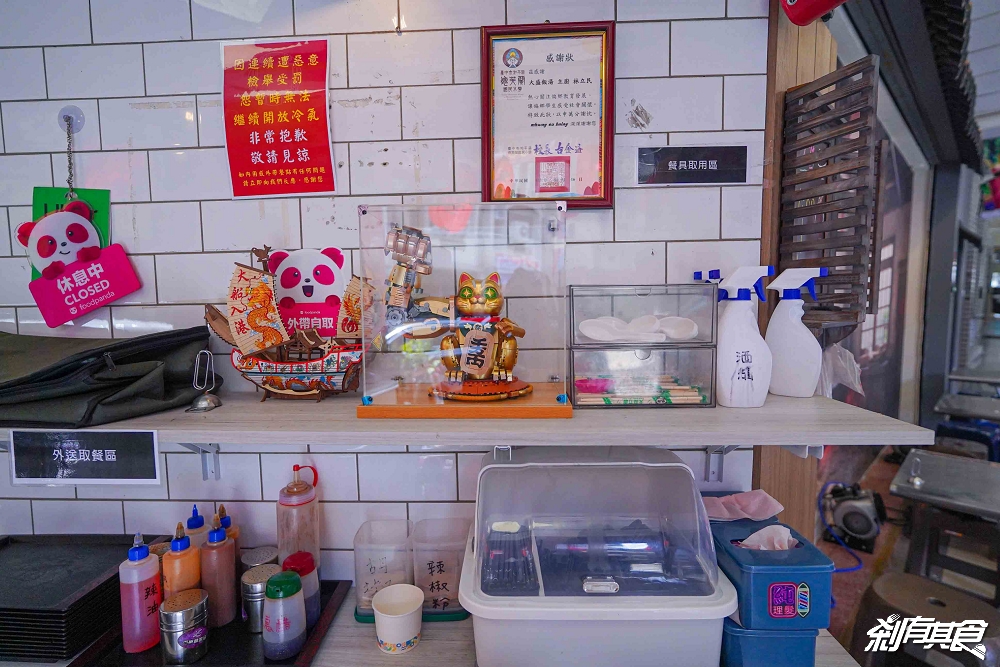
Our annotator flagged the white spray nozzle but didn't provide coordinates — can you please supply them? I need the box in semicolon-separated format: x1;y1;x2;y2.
767;267;829;300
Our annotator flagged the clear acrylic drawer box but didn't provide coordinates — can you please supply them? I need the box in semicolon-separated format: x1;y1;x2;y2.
568;284;717;408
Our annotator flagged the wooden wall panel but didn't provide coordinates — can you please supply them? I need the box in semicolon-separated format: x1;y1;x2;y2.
754;1;838;540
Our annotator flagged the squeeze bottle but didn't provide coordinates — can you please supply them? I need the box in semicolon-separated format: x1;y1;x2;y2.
162;522;201;601
119;532;162;653
716;266;774;408
218;503;242;583
185;505;209;549
277;465;321;569
218;503;241;556
765;267;828;397
200;515;237;628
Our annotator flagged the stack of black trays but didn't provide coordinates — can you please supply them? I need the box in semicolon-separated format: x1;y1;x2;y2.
0;534;160;662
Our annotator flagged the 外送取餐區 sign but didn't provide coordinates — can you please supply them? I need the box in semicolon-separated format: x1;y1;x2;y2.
637;146;748;185
8;430;159;485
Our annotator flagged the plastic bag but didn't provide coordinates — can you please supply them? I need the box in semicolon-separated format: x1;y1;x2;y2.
814;342;864;398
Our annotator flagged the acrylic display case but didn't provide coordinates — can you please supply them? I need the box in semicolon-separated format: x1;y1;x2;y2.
356;202;570;418
568;284;718;407
458;447;737;667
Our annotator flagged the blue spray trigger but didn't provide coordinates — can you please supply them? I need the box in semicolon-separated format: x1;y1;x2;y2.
753;277;766;302
806;278;817;301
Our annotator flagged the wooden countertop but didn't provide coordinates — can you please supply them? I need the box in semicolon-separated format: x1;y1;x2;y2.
5;392;933;449
314;589;861;667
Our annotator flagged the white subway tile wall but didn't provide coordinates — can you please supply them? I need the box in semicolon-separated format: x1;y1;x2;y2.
0;1;767;577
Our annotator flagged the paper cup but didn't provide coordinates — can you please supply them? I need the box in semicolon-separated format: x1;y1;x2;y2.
372;584;423;655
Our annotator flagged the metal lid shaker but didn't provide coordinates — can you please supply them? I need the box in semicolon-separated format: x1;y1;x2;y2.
241;564;282;633
159;589;209;665
241;545;279;573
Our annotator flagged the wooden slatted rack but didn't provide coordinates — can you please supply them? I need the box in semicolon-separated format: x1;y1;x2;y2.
779;55;885;337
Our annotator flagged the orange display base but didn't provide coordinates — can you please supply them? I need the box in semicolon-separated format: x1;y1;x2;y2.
356;382;572;419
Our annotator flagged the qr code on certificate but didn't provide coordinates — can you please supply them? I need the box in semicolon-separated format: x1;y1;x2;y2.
536;157;570;191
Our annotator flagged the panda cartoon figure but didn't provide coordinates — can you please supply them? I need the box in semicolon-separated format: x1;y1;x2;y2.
268;247;346;336
16;201;102;279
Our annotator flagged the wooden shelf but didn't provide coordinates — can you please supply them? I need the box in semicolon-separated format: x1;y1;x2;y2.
313;588;861;667
3;391;933;448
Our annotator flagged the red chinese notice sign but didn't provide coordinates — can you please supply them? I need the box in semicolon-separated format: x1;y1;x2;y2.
221;40;335;198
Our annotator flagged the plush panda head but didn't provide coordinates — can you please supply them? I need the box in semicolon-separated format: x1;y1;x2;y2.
268;247;346;310
16;201;102;278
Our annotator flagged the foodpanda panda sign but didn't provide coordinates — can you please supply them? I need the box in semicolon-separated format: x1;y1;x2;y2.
17;199;141;328
268;247;346;337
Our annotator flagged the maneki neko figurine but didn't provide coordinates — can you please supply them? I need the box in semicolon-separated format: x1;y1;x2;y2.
434;272;531;401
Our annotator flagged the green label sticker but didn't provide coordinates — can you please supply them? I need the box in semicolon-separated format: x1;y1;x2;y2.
29;187;111;280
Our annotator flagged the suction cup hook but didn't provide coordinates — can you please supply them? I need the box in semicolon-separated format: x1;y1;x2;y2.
57;105;85;134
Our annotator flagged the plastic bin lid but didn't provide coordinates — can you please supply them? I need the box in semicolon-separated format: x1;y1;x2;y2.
723;617;819;637
462;447;738;619
711;521;834;574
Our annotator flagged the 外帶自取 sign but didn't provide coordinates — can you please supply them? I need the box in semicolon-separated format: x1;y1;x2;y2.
221;39;336;198
8;430;160;485
637;146;748;185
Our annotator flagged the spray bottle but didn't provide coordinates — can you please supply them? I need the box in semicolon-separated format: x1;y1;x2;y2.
716;266;774;408
765;267;828;397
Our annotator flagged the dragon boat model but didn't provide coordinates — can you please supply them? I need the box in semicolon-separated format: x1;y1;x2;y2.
204;246;365;401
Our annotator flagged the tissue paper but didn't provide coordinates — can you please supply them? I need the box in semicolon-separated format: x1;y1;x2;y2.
703;489;784;522
738;524;799;551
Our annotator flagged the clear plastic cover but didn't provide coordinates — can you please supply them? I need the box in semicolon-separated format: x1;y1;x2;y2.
357;203;568;409
569;285;718;347
475;448;719;599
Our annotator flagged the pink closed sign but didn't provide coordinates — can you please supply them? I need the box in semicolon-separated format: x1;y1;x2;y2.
29;243;141;327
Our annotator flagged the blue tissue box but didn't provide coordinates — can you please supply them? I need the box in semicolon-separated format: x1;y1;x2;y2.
721;617;818;667
712;520;833;630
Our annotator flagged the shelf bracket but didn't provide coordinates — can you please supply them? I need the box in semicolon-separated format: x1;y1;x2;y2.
704;445;739;483
179;443;220;481
781;445;824;460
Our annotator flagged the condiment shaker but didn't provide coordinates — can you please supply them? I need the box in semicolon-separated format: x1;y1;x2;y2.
159;589;209;665
241;545;279;575
241;564;282;633
282;551;321;629
262;571;308;660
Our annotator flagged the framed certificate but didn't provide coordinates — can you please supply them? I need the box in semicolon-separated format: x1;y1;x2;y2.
481;21;615;209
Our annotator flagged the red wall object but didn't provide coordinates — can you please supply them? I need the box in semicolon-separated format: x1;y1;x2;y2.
780;0;848;26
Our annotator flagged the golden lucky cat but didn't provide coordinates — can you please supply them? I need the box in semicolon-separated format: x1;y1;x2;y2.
440;272;526;383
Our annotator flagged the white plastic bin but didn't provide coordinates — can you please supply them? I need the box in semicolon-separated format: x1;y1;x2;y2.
457;447;738;667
